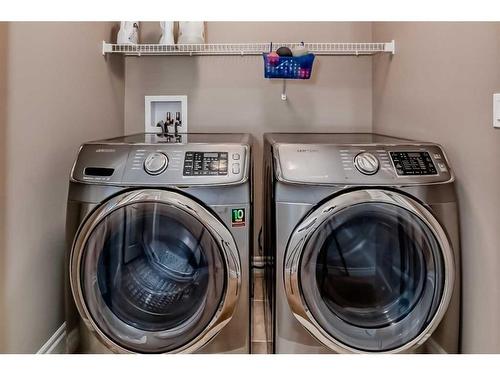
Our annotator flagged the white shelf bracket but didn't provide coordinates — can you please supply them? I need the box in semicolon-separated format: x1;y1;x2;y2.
281;80;287;101
386;40;396;55
102;40;112;55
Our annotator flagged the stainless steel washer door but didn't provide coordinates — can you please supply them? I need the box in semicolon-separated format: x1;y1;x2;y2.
284;189;455;353
70;189;240;353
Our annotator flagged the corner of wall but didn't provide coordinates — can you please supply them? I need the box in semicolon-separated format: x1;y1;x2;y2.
0;21;9;353
106;22;126;135
0;21;126;353
371;21;383;134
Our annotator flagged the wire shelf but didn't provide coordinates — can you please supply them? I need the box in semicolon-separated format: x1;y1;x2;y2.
102;40;395;56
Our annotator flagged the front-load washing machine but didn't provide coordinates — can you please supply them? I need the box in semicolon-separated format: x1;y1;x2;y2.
263;133;460;354
65;133;252;353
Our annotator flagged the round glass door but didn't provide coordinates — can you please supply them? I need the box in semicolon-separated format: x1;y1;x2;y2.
284;190;454;353
71;190;239;353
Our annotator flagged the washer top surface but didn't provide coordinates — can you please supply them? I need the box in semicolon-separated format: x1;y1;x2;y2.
71;133;251;186
94;132;251;145
266;133;453;186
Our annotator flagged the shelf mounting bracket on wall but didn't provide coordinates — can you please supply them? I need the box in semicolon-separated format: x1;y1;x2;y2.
282;80;287;101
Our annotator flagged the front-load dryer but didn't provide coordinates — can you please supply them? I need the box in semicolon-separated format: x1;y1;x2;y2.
65;133;252;354
262;133;460;354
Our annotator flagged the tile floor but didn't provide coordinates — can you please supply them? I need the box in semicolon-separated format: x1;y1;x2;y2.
251;270;270;354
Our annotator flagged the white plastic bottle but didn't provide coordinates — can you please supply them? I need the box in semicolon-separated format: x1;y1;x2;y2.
117;22;139;44
159;22;175;44
177;22;205;44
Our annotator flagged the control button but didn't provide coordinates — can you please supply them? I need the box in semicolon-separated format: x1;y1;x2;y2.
219;160;228;171
433;153;442;160
437;162;448;172
354;152;380;175
144;152;168;175
232;163;240;174
232;153;240;160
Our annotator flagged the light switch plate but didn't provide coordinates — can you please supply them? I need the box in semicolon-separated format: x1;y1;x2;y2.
493;93;500;128
145;95;188;133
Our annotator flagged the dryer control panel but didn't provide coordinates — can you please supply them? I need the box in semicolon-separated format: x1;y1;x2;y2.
390;151;437;176
274;143;452;185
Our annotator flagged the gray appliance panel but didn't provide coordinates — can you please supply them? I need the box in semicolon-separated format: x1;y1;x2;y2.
71;143;249;186
274;143;453;185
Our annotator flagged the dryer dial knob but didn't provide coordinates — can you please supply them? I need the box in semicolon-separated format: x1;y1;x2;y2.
144;152;168;175
354;152;379;175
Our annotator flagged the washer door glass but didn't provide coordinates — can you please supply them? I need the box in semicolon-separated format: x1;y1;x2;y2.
80;201;225;353
300;201;445;352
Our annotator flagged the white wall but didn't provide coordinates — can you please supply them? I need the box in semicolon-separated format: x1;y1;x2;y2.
0;22;125;353
125;22;373;134
373;22;500;353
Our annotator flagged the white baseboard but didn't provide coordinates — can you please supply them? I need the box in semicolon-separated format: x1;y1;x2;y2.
37;322;66;354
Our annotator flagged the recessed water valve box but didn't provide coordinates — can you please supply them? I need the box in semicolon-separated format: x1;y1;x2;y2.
145;95;188;133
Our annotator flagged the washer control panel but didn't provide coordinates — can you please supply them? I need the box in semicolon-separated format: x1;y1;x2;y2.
71;142;248;186
183;152;228;176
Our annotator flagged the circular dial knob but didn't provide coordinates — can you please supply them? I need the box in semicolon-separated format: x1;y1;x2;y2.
354;152;380;175
144;152;168;175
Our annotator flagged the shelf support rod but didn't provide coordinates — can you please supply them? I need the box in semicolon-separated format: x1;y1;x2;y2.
281;80;287;101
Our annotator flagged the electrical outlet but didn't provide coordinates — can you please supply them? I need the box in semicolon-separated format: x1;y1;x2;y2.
493;93;500;128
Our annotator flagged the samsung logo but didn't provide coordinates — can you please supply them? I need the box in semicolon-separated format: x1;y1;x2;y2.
96;149;116;153
296;149;319;153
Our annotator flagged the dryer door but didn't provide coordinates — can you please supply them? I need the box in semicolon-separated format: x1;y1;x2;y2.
284;189;455;353
70;189;240;353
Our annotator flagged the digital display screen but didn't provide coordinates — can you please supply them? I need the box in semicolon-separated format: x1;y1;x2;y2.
390;151;437;176
204;152;219;158
183;151;228;176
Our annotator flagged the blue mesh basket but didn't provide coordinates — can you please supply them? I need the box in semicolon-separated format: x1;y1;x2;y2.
263;53;315;79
